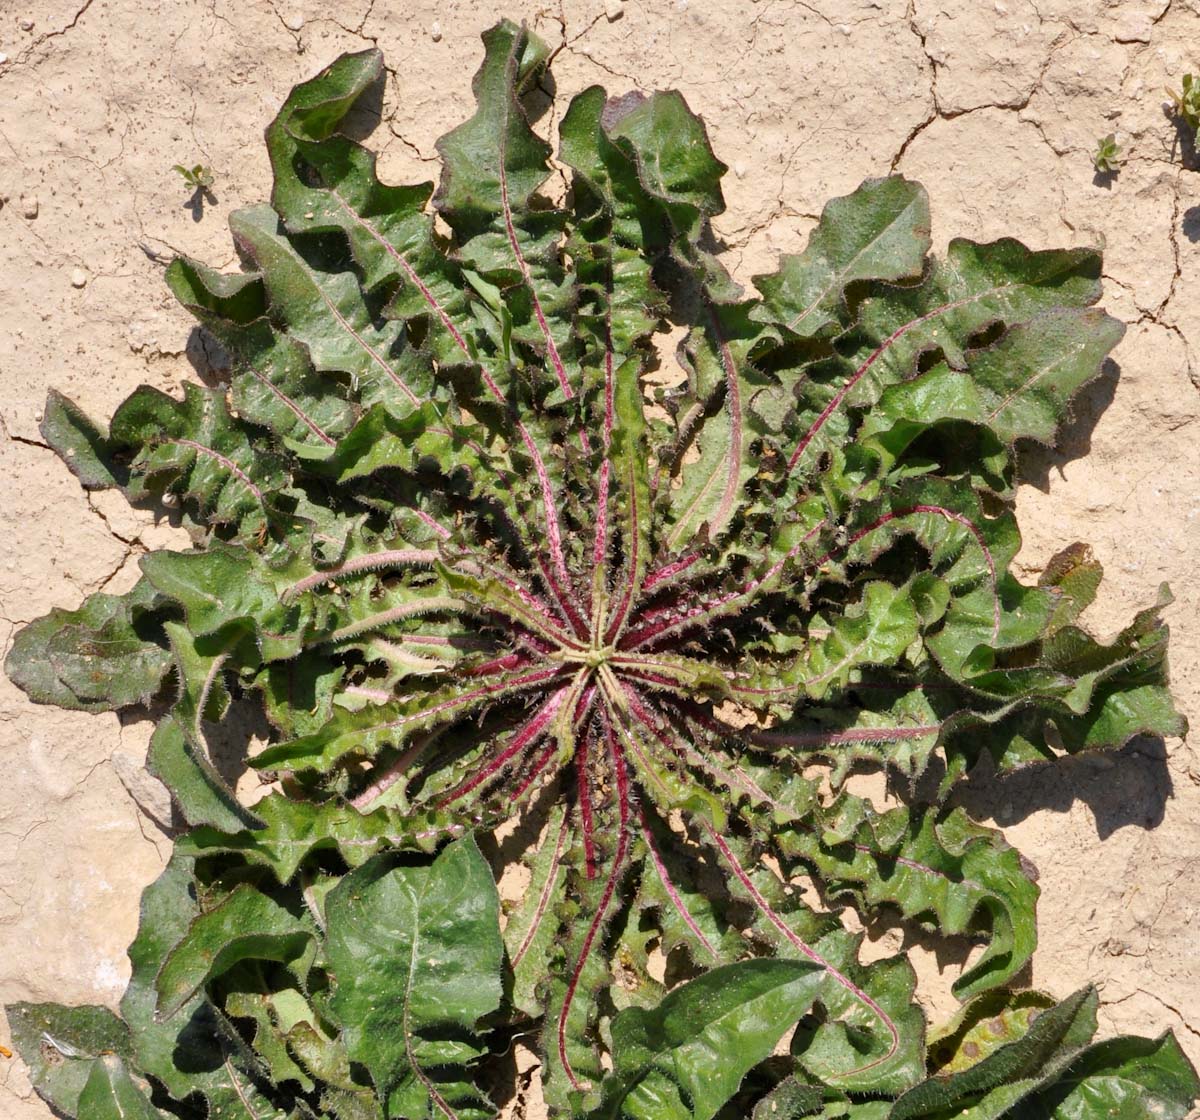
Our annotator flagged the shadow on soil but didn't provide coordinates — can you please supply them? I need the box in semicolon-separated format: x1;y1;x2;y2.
946;736;1174;840
1016;357;1119;491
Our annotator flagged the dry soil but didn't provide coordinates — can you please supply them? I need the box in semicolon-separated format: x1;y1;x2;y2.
2;1;1200;1118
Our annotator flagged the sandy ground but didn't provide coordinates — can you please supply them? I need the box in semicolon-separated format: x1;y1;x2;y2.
1;1;1199;1117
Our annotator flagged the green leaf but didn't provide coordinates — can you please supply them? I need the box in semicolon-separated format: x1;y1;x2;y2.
324;836;503;1116
749;1076;825;1119
4;578;170;712
1021;1031;1200;1119
890;987;1099;1119
40;388;126;489
754;176;931;339
225;990;315;1092
503;803;571;1017
166;255;356;449
778;799;1038;998
156;882;316;1019
751;580;922;702
6;1003;130;1117
109;382;288;543
147;714;259;831
604;88;727;288
782;239;1104;479
595;959;822;1120
229;204;435;420
76;1055;167;1120
176;793;404;882
120;858;292;1119
859;311;1125;470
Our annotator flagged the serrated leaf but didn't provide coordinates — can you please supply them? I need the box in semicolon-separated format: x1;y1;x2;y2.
753;176;931;339
778;798;1038;998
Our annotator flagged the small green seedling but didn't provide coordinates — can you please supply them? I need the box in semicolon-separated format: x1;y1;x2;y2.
1092;133;1121;173
172;163;214;191
1167;73;1200;131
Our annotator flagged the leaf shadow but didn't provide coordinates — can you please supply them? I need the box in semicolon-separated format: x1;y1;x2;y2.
947;735;1174;841
1013;356;1119;492
524;68;557;128
339;66;387;141
1162;103;1199;172
1182;205;1200;244
185;325;234;387
116;685;276;831
183;186;217;223
203;686;278;792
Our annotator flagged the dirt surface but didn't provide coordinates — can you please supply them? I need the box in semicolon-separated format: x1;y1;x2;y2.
2;1;1199;1117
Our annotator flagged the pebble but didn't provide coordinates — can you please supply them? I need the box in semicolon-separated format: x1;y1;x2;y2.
19;17;34;31
606;0;624;21
1115;14;1152;43
71;268;88;288
283;12;304;32
431;20;442;42
0;53;8;65
734;161;746;178
21;195;38;219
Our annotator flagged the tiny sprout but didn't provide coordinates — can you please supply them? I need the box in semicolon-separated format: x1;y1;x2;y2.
1092;133;1121;174
172;163;215;191
1166;73;1200;131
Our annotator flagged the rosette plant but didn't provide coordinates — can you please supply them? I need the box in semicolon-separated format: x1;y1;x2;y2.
7;19;1198;1120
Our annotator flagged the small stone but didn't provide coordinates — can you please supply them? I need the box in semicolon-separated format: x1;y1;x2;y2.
430;20;442;42
606;0;624;21
0;52;8;65
283;12;304;31
733;161;747;178
1115;14;1152;43
19;17;34;30
111;753;173;832
70;268;88;288
21;195;38;219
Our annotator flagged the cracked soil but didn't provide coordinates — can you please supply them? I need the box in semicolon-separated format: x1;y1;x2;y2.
2;1;1200;1117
